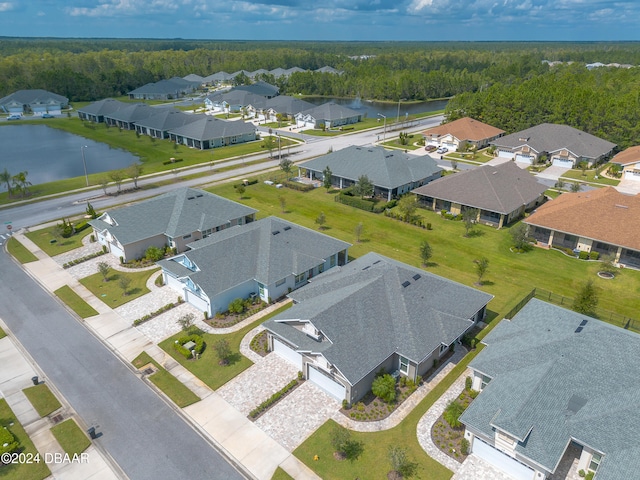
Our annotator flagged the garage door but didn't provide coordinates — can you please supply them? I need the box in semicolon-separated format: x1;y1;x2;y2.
273;338;302;367
498;150;515;159
515;154;534;165
109;242;125;259
472;437;535;480
552;157;574;168
624;170;640;181
185;290;210;313
308;366;346;401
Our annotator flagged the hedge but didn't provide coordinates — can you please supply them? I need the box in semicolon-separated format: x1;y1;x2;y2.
174;334;205;359
283;180;315;192
249;378;300;419
62;250;106;269
74;220;90;233
132;298;183;326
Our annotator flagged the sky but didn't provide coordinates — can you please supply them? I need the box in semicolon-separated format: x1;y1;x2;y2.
0;0;638;41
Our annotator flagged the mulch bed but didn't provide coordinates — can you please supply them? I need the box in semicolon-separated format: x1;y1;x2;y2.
250;330;269;357
430;389;476;463
340;380;420;422
205;303;267;328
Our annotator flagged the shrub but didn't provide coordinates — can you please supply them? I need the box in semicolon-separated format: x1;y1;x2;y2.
0;427;19;455
465;376;473;391
589;251;600;260
342;399;350;410
74;220;90;233
443;400;465;428
228;298;245;314
145;245;165;262
283;180;315;192
336;192;375;211
372;373;396;403
173;334;205;359
585;472;594;480
249;379;298;418
578;470;586;478
578;251;589;260
460;438;470;455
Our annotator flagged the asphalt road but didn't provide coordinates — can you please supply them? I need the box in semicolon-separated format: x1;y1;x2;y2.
0;250;246;480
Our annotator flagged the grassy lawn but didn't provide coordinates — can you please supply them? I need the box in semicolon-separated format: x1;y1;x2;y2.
25;228;92;257
207;179;640;320
0;326;5;339
6;237;38;264
560;168;620;186
50;419;91;456
381;137;422;150
132;352;200;408
54;285;99;318
79;268;158;308
302;117;382;137
158;303;291;390
23;384;62;417
0;399;51;479
271;467;294;480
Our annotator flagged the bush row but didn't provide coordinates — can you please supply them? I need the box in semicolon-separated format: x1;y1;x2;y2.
441;211;463;221
132;298;184;326
383;210;431;229
174;334;205;359
283;180;315;192
249;378;300;419
62;250;106;269
74;220;90;233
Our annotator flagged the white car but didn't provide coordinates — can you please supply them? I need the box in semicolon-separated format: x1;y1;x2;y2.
436;147;448;154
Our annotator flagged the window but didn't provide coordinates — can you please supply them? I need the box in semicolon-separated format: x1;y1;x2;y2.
318;263;325;274
589;453;602;472
275;278;286;287
330;255;336;268
399;356;409;375
439;344;447;354
183;234;192;240
295;273;305;285
480;374;491;390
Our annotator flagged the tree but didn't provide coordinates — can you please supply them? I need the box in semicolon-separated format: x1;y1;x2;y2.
578;160;588;177
118;275;132;296
443;399;465;428
354;222;363;243
475;257;489;285
354;175;374;198
599;253;617;275
262;135;276;158
388;445;419;479
110;170;125;194
420;240;432;266
127;163;143;189
510;223;530;250
214;338;232;366
176;313;195;332
12;171;31;197
236;184;246;198
86;202;98;219
397;195;417;222
570;182;582;192
573;279;598;315
279;158;293;179
322;165;332;192
278;195;286;213
398;132;409;145
99;177;109;195
315;211;326;230
97;261;110;282
0;167;11;196
330;425;364;462
462;208;479;237
372;374;396;403
555;179;565;190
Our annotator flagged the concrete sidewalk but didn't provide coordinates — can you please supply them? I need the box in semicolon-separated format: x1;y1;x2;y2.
0;329;121;480
10;231;320;480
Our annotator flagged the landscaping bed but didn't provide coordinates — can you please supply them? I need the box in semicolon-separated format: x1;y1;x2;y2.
205;300;268;328
249;376;303;420
250;330;269;357
430;387;476;463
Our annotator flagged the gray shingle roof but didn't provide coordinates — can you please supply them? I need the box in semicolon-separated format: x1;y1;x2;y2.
460;299;640;480
0;89;69;107
207;91;267;109
203;72;232;83
88;187;256;246
298;103;361;122
104;103;157;123
158;217;350;299
265;252;492;385
233;81;279;97
265;96;314;115
77;98;128;116
491;123;616;159
134;109;201;131
412;162;546;215
300;145;442;190
183;74;204;83
168;116;256;141
129;77;198;96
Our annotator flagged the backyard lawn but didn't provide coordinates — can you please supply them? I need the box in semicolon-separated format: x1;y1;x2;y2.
79;268;158;308
50;419;91;456
207;178;640;320
54;285;99;318
159;303;291;390
23;384;62;417
25;227;92;257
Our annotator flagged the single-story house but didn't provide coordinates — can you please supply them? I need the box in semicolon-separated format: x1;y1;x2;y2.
77;98;128;123
233;81;279;99
158;217;350;315
524;186;640;268
102;103;157;130
422;117;505;150
128;77;200;100
89;187;257;262
299;145;442;201
167;116;257;150
183;73;204;84
490;123;616;168
203;71;233;86
204;91;266;114
134;109;201;139
460;298;640;480
295;103;362;130
249;95;314;122
264;252;492;403
611;145;640;182
412;161;546;228
315;66;342;74
0;89;69;115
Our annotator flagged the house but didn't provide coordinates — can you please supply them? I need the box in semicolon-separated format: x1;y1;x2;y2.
128;77;199;100
299;145;442;201
412;162;546;228
611;146;640;182
264;252;492;402
233;81;279;98
295;103;362;130
133;109;201;139
460;298;640;480
89;187;257;262
490;123;616;168
77;98;128;123
102;103;157;130
0;89;69;116
183;74;204;84
315;66;342;74
524;187;640;268
204;91;266;114
250;95;314;122
167;116;257;150
203;71;233;86
422;117;505;151
158;217;350;315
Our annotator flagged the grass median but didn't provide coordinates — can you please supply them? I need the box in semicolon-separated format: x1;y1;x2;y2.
6;237;38;264
50;419;91;456
54;285;99;318
23;384;62;417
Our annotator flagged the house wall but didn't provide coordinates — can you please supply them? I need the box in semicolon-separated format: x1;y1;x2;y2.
208;278;257;315
417;349;440;378
123;234;167;262
348;354;396;404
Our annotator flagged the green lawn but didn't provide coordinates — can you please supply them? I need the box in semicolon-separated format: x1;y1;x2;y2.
207;179;640;320
0;399;51;479
6;237;38;264
0;326;6;339
132;352;200;408
271;467;294;480
25;228;92;257
54;285;99;318
158;303;291;390
50;419;91;456
560;167;620;186
23;384;62;417
302;117;382;137
79;268;158;308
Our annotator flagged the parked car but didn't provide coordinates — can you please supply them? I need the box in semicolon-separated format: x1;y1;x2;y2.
41;113;54;118
425;145;437;152
436;146;448;154
7;114;21;120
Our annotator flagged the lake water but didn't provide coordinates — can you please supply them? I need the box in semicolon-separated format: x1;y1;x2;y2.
302;97;448;120
0;125;139;185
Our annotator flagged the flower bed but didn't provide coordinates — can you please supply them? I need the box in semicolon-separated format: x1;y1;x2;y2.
340;376;421;422
430;386;477;463
206;302;268;328
250;330;269;357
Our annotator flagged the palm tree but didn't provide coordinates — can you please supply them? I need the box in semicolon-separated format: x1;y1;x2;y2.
0;168;11;197
12;171;31;197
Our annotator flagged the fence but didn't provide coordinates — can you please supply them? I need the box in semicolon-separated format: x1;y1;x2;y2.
504;287;640;333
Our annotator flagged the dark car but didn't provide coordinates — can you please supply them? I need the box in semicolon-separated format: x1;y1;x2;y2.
425;145;437;152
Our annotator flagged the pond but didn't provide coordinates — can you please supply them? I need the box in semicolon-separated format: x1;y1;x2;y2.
302;96;448;120
0;125;139;185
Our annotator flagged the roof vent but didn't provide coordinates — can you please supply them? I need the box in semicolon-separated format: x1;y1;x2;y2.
373;260;381;265
401;281;411;288
283;226;292;231
196;194;203;198
362;266;370;271
187;196;195;200
413;274;421;280
615;204;628;209
574;326;584;333
579;319;588;326
272;230;280;235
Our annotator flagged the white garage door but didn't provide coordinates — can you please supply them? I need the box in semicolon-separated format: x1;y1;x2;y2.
472;437;535;480
552;157;574;168
273;338;302;367
498;150;516;159
109;242;125;259
308;366;346;401
624;170;640;181
185;290;210;313
515;154;534;165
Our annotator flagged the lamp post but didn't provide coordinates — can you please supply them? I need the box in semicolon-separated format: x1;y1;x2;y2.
377;113;386;144
81;145;89;187
277;133;281;161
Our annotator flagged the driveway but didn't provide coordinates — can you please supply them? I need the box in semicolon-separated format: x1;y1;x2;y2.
616;178;640;194
535;165;571;181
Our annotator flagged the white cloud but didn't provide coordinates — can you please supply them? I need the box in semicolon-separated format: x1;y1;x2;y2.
0;2;15;12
